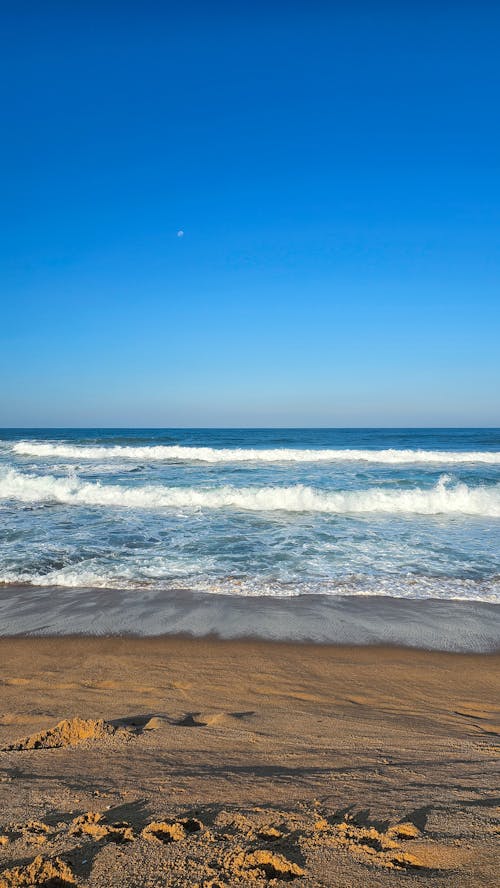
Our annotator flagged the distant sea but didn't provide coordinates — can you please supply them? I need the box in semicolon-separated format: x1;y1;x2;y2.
1;428;499;647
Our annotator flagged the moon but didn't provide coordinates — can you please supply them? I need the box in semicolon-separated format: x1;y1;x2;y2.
177;230;184;238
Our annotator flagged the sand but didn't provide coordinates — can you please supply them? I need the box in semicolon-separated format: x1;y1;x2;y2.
0;635;499;886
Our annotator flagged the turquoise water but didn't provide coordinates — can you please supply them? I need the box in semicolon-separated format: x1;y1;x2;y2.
1;428;499;604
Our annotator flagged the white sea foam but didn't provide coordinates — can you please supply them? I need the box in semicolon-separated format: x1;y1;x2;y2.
11;441;500;464
0;566;499;604
1;469;500;515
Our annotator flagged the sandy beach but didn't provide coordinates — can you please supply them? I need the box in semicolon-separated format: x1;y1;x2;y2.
0;635;498;886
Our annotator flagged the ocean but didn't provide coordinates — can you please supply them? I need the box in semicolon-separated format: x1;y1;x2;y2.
1;428;499;648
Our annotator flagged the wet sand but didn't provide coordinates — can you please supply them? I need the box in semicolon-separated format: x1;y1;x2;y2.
0;636;499;886
2;584;500;650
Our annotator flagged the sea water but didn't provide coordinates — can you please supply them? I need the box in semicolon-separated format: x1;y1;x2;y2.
1;428;499;610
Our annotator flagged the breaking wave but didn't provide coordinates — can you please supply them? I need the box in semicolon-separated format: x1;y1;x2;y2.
11;441;500;464
1;469;500;516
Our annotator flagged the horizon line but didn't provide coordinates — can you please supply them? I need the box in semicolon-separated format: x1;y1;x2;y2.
1;426;499;432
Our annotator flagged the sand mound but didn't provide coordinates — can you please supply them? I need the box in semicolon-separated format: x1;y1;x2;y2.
257;826;283;841
18;821;50;845
230;849;304;881
142;817;203;844
69;812;134;843
69;811;106;839
387;821;421;839
0;805;474;886
142;821;186;843
5;718;116;750
0;855;75;887
304;816;425;870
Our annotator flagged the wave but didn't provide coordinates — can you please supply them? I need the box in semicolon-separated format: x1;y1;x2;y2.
1;469;500;515
11;441;500;464
1;567;498;603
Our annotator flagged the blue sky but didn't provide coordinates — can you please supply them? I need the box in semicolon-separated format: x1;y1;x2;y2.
1;2;499;426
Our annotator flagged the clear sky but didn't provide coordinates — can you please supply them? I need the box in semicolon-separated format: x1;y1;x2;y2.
1;2;499;427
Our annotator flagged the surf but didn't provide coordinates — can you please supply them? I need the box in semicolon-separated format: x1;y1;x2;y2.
2;469;500;516
10;441;500;464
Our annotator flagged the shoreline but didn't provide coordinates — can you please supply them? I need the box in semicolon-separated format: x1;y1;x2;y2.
1;631;500;657
1;584;499;652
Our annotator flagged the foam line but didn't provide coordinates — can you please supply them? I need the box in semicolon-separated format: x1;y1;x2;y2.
1;469;499;515
11;441;500;464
